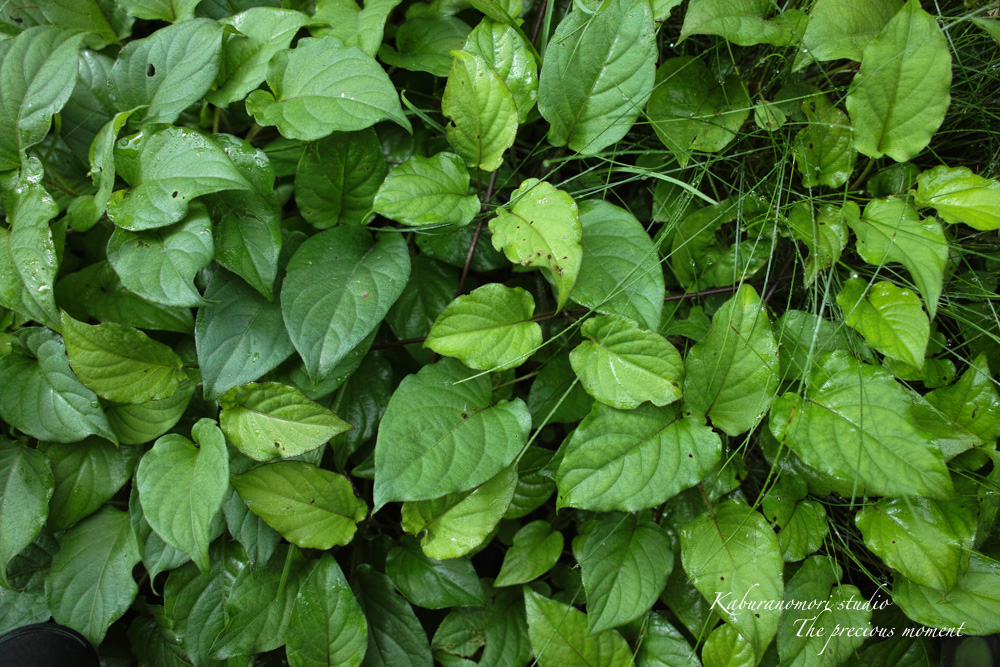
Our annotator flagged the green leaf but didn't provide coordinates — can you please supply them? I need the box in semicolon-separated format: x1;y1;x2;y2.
571;199;665;331
919;353;1000;449
352;564;433;667
418;222;507;272
246;35;410;140
683;284;779;437
313;0;401;57
441;50;518;171
220;382;351;461
44;507;140;646
647;57;751;166
39;438;136;532
127;603;189;667
107;18;223;125
570;314;683;410
972;17;1000;44
15;0;132;51
281;226;410;377
137;419;229;572
286;554;368;667
222;487;281;566
372;151;478;229
769;351;952;498
106;125;253;231
61;312;184;404
231;461;367;549
845;0;951;161
488;179;582;310
523;588;634;667
893;552;1000;636
527;352;594;426
786;201;853;287
914;165;1000;231
58;50;116;163
425;283;541;371
837;278;929;368
856;495;975;591
0;179;60;329
106;380;194;445
386;537;486;609
464;19;538;123
494;520;563;587
701;624;754;667
679;0;807;46
762;477;828;562
537;0;655;155
680;499;783;662
209;8;309;107
505;447;557;518
119;0;202;22
66;109;138;233
793;98;857;188
295;128;388;229
848;198;947;319
635;613;700;667
386;254;459;364
0;27;85;171
796;0;902;66
777;556;871;667
0;441;53;584
107;204;214;307
0;576;50;636
401;465;516;559
0;328;117;444
379;12;471;76
579;513;672;633
329;352;393;467
374;358;530;508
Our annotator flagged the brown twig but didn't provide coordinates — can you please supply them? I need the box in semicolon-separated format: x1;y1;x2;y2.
454;171;499;298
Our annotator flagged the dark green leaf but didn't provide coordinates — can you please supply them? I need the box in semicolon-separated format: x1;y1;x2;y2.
352;564;433;667
296;129;388;228
386;537;486;609
0;440;53;584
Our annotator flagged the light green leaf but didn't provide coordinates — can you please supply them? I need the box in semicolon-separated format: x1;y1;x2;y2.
425;283;541;371
572;199;664;330
14;0;132;51
0;441;52;584
796;0;902;66
837;278;929;368
107;204;214;307
107;18;223;125
570;314;683;410
488;178;582;310
919;353;1000;449
770;351;952;498
857;495;976;591
648;57;751;167
845;0;951;162
222;486;281;566
537;0;655;155
231;461;367;549
136;419;228;572
848;198;947;319
793;98;857;188
39;438;136;532
61;312;184;404
762;477;828;562
44;507;140;646
0;179;60;329
352;564;434;667
893;552;1000;635
106;125;252;231
914;165;1000;231
634;613;700;667
66;109;138;233
219;382;352;461
208;8;309;107
494;520;563;587
680;499;783;662
777;556;871;667
379;14;471;77
313;0;401;57
556;402;721;512
400;464;517;560
464;19;538;123
386;537;486;609
702;623;754;667
0;328;117;444
281;226;410;377
286;554;368;667
524;588;634;667
579;513;672;633
972;17;1000;44
295;128;388;229
106;380;194;445
59;50;116;163
442;49;518;171
0;27;85;171
246;35;410;141
374;358;531;509
683;284;778;436
679;0;807;46
786;201;853;286
119;0;203;22
372;152;478;228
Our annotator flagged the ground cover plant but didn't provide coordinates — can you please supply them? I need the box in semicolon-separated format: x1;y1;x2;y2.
1;0;1000;664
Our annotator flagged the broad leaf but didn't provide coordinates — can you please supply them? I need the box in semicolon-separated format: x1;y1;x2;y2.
231;461;367;549
523;588;634;667
488;179;582;310
683;284;779;436
762;477;828;562
119;0;202;21
373;358;531;509
635;613;701;667
786;201;852;286
893;552;1000;636
464;19;538;123
372;151;478;229
66;109;138;233
352;564;433;667
796;0;902;66
296;128;388;228
385;254;459;364
918;353;1000;449
0;179;60;329
845;0;951;161
246;35;410;140
914;165;1000;231
702;624;754;667
379;14;471;77
313;0;401;57
39;438;136;532
679;0;807;46
136;419;229;571
527;352;594;426
0;441;53;584
836;278;929;368
222;487;281;567
385;537;486;609
106;381;195;445
442;50;518;171
793;97;857;188
494;520;563;587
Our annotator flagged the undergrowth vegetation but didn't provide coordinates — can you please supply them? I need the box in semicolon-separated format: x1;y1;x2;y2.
1;0;1000;665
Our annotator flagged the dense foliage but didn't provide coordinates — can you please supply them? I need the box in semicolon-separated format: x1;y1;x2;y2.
1;0;1000;665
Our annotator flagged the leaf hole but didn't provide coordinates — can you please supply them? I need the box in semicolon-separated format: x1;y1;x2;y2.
171;191;179;198
146;63;156;77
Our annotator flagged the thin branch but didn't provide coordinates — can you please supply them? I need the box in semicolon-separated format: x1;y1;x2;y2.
455;170;499;298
